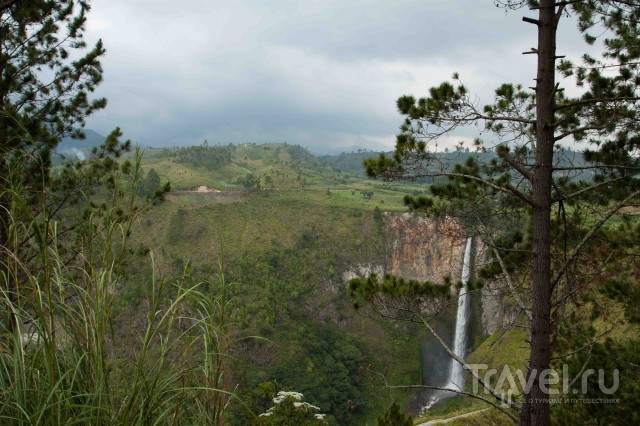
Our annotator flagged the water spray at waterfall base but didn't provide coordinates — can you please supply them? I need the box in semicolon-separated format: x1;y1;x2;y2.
420;237;473;414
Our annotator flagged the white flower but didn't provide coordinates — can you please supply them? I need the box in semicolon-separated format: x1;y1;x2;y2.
273;391;304;404
293;402;321;411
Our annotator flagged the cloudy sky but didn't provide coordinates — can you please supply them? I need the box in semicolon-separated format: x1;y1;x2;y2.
83;0;589;154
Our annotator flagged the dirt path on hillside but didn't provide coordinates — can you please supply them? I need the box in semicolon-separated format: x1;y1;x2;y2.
416;408;489;425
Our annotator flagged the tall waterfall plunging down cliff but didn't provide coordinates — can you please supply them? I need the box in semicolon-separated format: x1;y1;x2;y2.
446;236;473;391
419;237;473;415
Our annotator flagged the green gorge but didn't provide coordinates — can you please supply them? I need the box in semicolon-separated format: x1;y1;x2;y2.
120;143;533;424
125;144;432;425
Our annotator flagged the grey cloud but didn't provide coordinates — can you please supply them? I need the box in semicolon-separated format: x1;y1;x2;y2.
108;92;400;151
260;0;530;61
85;0;589;154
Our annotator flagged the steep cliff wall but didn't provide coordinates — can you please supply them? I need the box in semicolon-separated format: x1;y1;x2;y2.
474;240;522;336
384;213;466;286
342;212;513;336
342;213;467;285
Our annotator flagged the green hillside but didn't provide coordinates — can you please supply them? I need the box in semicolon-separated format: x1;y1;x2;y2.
87;143;640;425
119;143;432;425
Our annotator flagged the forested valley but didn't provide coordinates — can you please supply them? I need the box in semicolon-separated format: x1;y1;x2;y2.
1;1;639;426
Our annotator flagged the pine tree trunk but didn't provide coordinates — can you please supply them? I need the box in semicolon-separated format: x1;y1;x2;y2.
520;1;556;425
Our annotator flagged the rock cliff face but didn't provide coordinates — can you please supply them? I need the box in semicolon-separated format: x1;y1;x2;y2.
343;212;513;336
474;240;521;335
342;264;385;283
384;213;467;286
479;273;521;335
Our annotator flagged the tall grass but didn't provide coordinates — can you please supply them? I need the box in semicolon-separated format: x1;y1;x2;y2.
0;143;234;424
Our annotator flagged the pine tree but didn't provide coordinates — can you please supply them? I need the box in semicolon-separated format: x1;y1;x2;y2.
0;0;106;178
376;402;413;426
0;1;121;331
0;0;108;234
363;1;640;425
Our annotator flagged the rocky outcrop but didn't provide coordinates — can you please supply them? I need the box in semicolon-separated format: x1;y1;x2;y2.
480;274;505;335
475;239;523;335
342;263;385;283
342;213;467;286
343;212;515;336
384;213;466;286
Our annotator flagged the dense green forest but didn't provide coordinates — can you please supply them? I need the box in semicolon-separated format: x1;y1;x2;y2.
126;143;426;425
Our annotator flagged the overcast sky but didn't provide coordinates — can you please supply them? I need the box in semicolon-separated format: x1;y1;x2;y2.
83;0;589;154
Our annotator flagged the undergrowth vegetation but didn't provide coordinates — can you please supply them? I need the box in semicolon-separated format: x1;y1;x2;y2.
0;145;235;424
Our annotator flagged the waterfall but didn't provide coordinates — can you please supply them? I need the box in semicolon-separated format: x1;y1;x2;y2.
446;236;473;391
420;237;473;414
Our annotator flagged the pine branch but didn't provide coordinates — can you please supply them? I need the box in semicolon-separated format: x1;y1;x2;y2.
498;150;534;182
554;176;630;202
556;349;593;402
403;172;535;206
554;97;640;112
550;322;618;361
491;246;532;320
561;61;640;71
552;188;640;288
476;216;532;320
552;165;640;171
553;124;610;142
